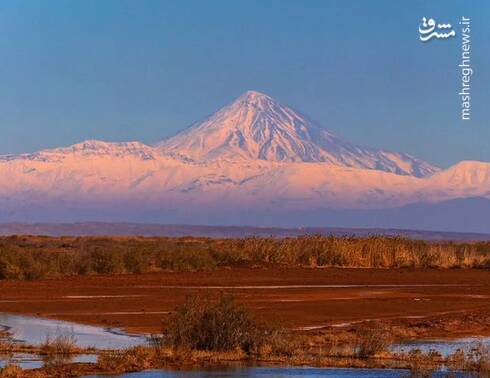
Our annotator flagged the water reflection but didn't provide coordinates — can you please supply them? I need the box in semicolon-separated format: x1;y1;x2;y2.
1;312;489;376
84;367;474;378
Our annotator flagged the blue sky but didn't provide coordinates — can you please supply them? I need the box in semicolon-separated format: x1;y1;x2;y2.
1;0;488;167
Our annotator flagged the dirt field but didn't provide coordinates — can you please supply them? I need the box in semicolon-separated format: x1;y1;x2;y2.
0;267;489;338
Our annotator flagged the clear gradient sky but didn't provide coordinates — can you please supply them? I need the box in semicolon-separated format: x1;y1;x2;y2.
1;0;489;167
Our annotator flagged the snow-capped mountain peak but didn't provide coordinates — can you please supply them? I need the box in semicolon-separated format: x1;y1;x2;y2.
1;91;489;228
157;91;439;177
235;90;275;107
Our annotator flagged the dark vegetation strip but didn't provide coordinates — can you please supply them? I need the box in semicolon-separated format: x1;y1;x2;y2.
0;235;489;280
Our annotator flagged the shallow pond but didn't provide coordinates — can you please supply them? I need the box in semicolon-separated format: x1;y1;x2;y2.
0;312;147;349
0;312;488;375
392;336;490;357
0;312;147;369
0;352;96;369
84;367;473;377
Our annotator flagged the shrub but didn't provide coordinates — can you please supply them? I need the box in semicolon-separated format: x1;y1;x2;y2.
158;249;216;272
0;365;24;378
464;341;490;373
97;346;154;373
259;328;300;357
89;248;123;274
40;331;79;356
165;294;265;353
405;349;442;377
38;330;80;368
123;250;152;274
355;323;393;357
0;258;17;280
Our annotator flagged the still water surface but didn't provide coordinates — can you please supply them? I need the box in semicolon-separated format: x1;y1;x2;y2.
0;353;96;369
84;367;474;378
391;336;490;357
0;312;488;375
0;312;147;349
0;312;147;369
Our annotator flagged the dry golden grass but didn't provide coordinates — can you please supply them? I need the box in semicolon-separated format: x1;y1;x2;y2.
40;333;80;356
0;365;24;378
0;235;488;281
2;338;489;377
446;341;490;374
97;345;155;373
354;323;393;357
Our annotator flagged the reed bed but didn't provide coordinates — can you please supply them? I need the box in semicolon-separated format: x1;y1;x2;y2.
0;235;488;280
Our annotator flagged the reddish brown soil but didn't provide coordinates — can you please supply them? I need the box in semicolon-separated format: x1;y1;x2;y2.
0;268;489;337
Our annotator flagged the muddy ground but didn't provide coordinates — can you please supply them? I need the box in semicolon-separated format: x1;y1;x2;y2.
0;267;489;338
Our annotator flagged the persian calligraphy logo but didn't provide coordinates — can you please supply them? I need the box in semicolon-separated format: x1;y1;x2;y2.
419;17;456;42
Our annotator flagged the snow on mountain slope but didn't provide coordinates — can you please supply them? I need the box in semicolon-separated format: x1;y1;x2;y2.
157;91;439;177
0;148;422;209
1;90;490;226
1;140;487;212
0;140;156;163
424;161;490;199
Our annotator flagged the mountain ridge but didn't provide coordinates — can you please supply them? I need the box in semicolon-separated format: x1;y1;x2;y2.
2;221;489;241
1;90;489;231
156;91;439;177
1;90;439;177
